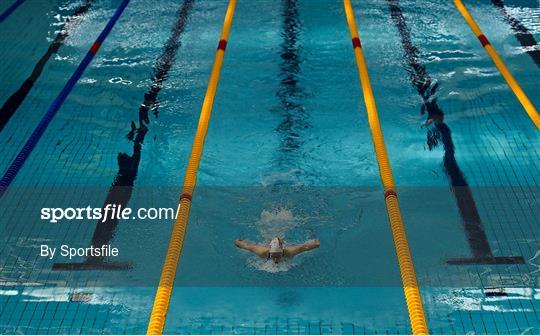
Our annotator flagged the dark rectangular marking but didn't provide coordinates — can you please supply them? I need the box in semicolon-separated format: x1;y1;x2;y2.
478;34;490;47
89;41;101;54
446;256;525;265
352;37;361;49
485;288;507;297
52;261;132;271
384;189;397;199
217;39;227;51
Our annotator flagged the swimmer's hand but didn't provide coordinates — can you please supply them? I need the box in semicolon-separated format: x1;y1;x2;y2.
306;239;320;249
234;239;246;248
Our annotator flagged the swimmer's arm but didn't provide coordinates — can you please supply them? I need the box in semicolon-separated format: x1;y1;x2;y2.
234;239;269;258
284;239;320;257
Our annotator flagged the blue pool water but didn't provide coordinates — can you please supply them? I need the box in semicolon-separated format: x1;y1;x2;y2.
0;0;539;334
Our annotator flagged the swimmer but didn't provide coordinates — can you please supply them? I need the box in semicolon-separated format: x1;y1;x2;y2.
234;237;320;264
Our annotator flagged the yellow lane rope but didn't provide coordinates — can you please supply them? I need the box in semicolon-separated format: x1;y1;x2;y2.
146;0;237;334
454;0;540;129
343;0;428;334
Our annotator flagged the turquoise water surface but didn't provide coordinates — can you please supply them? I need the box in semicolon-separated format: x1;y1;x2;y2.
0;0;539;334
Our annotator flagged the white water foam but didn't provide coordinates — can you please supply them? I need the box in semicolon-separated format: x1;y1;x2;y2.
256;206;307;240
247;255;298;273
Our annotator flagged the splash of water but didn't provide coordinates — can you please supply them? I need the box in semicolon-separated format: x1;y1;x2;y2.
256;206;306;241
247;255;298;273
246;207;310;273
528;250;540;274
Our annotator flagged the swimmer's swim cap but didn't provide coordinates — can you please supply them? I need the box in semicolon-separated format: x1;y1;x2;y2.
269;237;283;254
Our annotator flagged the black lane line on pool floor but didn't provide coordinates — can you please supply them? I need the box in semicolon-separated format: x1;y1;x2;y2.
273;0;309;178
0;0;27;24
386;0;523;265
0;0;93;133
52;0;195;271
491;0;540;67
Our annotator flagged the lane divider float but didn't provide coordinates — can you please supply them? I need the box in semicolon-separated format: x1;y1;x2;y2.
0;0;27;24
343;0;429;334
146;0;237;334
0;0;131;198
454;0;540;129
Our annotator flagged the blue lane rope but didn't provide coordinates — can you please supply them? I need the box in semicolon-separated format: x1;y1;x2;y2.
0;0;130;198
0;0;27;24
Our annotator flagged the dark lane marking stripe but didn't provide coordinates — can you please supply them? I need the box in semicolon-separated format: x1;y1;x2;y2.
0;0;130;198
386;0;500;260
491;0;540;67
73;0;195;257
0;0;27;24
275;0;308;168
0;0;93;133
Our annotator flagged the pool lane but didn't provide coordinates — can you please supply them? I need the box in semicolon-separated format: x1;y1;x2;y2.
1;1;213;333
166;0;410;333
0;2;135;274
0;0;131;197
365;0;540;333
0;0;94;133
147;0;236;333
51;0;196;272
490;0;540;67
453;0;539;129
0;1;121;176
0;0;70;106
343;0;428;333
386;0;524;266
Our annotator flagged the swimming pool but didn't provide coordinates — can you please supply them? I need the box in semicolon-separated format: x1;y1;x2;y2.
0;0;539;334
